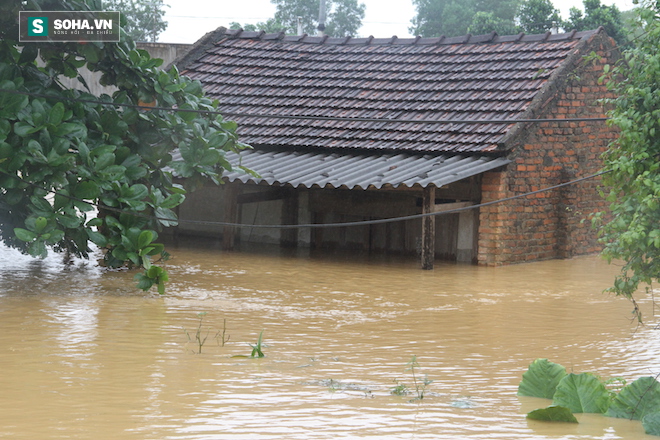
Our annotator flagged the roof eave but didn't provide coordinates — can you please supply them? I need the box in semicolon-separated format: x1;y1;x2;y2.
168;26;229;72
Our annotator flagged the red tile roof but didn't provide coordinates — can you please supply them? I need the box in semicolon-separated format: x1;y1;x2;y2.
179;28;603;154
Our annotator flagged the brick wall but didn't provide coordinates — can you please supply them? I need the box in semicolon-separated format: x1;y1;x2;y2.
477;35;618;265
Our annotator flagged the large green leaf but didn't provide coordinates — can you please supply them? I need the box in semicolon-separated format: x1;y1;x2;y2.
154;207;178;227
86;229;108;247
74;181;100;200
94;152;116;171
518;359;567;399
643;412;660;436
55;122;87;138
137;230;154;249
33;216;47;233
159;193;184;209
552;373;610;414
127;183;148;201
49;102;65;126
607;377;660;420
0;142;11;159
13;228;36;242
29;197;53;215
56;214;82;229
28;240;47;258
14;121;39;137
0;84;28;117
527;406;578;423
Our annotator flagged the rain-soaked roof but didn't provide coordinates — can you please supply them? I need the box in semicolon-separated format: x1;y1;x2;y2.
178;27;602;154
219;149;510;190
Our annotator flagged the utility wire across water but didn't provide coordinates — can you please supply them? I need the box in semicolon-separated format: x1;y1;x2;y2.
0;168;610;230
0;88;610;125
0;84;613;229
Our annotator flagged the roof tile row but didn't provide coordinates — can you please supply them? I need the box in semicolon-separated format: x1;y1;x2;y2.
180;28;600;153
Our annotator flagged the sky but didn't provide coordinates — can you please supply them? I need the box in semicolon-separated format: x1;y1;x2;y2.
157;0;637;44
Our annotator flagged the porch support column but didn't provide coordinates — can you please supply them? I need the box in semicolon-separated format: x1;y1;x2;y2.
280;192;299;248
421;185;436;270
222;184;239;251
457;209;476;263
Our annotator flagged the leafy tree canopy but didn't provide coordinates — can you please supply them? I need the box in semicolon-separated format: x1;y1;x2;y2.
518;0;561;34
564;0;627;44
232;0;365;37
102;0;169;42
597;0;660;321
468;11;519;35
0;0;246;293
411;0;628;40
410;0;521;37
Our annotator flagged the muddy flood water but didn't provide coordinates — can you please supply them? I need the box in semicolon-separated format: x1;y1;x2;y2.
1;241;660;439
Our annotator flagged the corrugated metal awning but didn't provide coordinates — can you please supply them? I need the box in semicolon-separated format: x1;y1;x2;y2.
221;149;510;190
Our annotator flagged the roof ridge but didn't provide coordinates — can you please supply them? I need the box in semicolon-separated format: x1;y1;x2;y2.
221;28;601;46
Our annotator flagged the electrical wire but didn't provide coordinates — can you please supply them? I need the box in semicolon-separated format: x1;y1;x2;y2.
0;21;628;231
0;88;610;125
0;167;610;230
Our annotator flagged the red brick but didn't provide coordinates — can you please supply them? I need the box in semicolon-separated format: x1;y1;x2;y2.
477;47;615;266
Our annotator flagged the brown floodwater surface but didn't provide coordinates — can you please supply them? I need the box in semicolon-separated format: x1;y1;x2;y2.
1;242;659;439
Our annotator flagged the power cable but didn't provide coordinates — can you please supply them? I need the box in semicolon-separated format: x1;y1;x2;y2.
0;88;610;125
0;23;627;232
176;169;611;229
0;167;610;230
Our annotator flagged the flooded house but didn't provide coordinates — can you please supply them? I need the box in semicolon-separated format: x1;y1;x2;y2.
170;27;619;268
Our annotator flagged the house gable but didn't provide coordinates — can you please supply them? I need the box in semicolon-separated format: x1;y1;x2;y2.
173;28;619;267
478;30;619;265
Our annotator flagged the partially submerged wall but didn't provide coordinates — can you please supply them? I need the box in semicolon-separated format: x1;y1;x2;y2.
477;33;617;265
174;182;480;261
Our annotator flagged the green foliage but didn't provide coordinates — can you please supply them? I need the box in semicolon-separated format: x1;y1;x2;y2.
102;0;169;42
389;355;433;402
410;0;475;37
519;360;660;436
249;331;266;358
267;0;365;36
563;0;627;45
517;358;567;399
552;373;610;413
322;0;363;36
517;0;561;34
229;19;287;34
410;0;521;37
607;377;660;421
527;406;579;423
390;380;409;396
597;1;660;320
406;355;433;401
410;0;629;39
643;412;660;436
0;0;247;293
468;11;519;35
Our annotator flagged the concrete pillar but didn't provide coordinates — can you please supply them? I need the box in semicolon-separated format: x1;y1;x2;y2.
421;185;436;270
222;184;239;251
280;192;299;248
297;191;311;247
456;209;476;263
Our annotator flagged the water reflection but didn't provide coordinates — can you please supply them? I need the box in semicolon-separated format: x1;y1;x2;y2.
0;243;660;439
